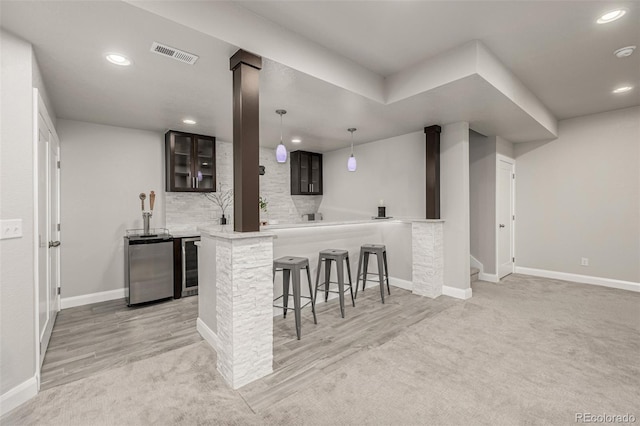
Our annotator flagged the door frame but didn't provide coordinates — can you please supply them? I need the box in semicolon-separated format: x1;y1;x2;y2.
32;88;61;389
495;154;515;279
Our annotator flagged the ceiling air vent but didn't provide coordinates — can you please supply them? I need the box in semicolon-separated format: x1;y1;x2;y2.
150;42;199;65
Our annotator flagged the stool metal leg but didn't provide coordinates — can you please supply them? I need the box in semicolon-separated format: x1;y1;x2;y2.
292;268;302;340
282;269;291;317
383;251;391;296
346;255;355;307
355;249;363;299
336;257;345;318
324;259;331;303
377;252;385;304
314;256;322;307
362;252;370;292
306;266;317;324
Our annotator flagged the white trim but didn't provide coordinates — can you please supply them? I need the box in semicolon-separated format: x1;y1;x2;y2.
32;88;41;389
496;154;516;279
389;277;413;291
442;285;473;300
469;255;483;273
515;267;640;293
0;375;38;417
479;272;499;283
197;318;219;352
61;288;125;309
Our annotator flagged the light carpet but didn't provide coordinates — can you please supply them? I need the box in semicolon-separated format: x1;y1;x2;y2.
3;274;639;425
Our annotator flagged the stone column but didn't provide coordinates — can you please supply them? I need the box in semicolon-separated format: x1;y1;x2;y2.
412;220;444;298
198;228;274;389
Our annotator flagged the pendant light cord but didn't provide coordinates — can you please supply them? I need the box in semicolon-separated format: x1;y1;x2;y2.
280;113;283;145
348;128;356;155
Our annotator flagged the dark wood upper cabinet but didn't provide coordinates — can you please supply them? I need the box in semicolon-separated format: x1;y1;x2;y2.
290;150;323;195
166;130;216;192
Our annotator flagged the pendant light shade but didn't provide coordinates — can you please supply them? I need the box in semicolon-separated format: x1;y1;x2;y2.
276;109;287;163
347;128;357;172
347;154;357;172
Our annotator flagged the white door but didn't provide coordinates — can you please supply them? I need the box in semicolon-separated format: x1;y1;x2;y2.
35;90;60;367
497;157;515;279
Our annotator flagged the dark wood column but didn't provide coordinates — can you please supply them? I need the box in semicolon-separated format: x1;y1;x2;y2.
424;125;442;219
230;50;262;232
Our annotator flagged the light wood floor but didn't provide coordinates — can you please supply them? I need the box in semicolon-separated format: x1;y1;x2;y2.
42;286;457;411
41;296;201;390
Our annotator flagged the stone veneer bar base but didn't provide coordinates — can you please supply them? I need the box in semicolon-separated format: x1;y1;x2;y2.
412;221;444;298
200;228;275;389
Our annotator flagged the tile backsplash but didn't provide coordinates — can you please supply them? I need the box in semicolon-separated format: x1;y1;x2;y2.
165;141;322;232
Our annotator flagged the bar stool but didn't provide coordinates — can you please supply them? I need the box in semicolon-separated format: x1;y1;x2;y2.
273;256;317;340
314;249;355;318
355;244;391;303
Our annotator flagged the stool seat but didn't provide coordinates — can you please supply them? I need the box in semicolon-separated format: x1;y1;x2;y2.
274;256;309;268
362;244;386;252
319;249;349;259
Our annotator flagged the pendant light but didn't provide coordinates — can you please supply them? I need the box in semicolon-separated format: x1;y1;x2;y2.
347;128;357;172
275;109;287;163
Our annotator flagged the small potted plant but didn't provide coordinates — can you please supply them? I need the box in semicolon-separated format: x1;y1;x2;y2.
203;184;233;225
259;196;268;226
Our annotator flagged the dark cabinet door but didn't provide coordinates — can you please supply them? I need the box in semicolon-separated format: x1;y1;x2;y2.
166;131;216;192
299;151;310;194
309;153;322;194
290;150;322;195
194;136;215;191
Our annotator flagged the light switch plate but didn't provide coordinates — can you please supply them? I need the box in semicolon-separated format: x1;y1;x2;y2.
1;219;23;240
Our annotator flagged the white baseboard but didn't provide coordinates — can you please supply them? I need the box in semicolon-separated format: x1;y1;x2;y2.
479;272;499;283
61;288;125;309
0;375;38;417
197;318;219;352
389;277;413;291
515;267;640;293
442;285;473;300
470;255;483;272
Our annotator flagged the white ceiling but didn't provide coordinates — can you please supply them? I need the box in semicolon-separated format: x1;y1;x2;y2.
1;1;639;152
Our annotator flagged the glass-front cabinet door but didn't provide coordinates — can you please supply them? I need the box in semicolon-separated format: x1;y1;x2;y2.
309;153;322;195
195;137;215;191
166;131;216;192
172;134;193;190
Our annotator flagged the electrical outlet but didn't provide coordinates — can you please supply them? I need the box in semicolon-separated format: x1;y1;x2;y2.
581;257;589;266
1;219;23;240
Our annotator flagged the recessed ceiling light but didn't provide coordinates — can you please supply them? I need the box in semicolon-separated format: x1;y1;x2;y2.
291;138;302;143
597;9;626;24
614;46;636;58
105;53;131;66
182;119;196;125
612;86;633;94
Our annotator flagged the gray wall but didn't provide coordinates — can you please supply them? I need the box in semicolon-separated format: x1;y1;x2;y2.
320;131;426;220
469;131;496;274
0;30;55;398
58;120;167;299
515;106;640;283
441;122;471;290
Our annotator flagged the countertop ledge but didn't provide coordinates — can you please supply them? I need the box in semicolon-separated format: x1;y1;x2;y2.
198;225;275;240
196;218;445;238
263;217;444;230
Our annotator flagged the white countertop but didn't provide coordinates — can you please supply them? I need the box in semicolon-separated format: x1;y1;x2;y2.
263;217;444;230
198;224;275;240
195;217;444;238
